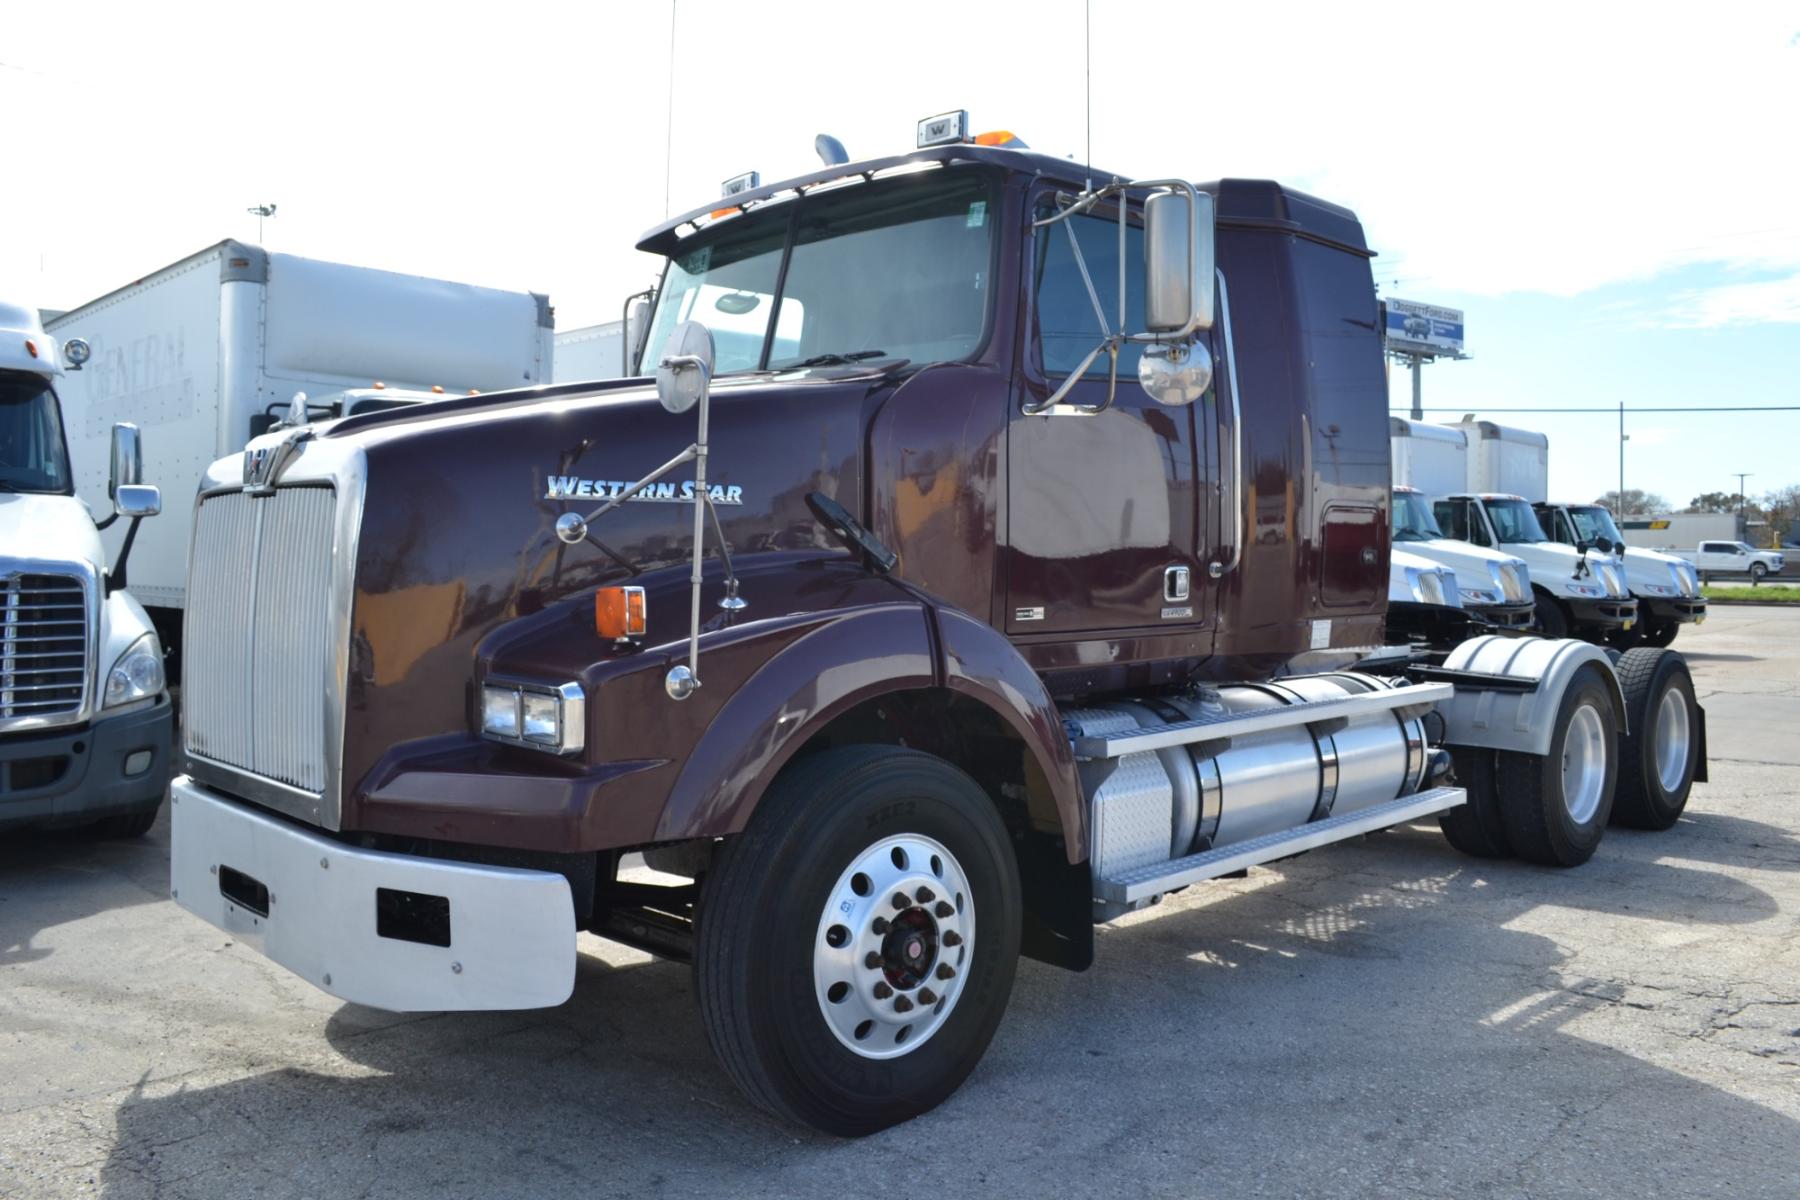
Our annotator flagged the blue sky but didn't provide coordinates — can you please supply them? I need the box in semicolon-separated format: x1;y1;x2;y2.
5;2;1795;510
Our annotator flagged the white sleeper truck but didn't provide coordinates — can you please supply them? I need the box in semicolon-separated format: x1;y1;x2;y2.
0;301;171;836
46;241;555;674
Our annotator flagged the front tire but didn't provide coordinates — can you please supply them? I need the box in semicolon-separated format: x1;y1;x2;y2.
1750;561;1767;581
695;746;1021;1137
1640;619;1679;648
1611;648;1700;830
1497;663;1617;867
1533;592;1570;638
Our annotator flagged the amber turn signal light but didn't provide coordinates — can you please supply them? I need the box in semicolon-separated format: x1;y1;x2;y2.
595;585;647;641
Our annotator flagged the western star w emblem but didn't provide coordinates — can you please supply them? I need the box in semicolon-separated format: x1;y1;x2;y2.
545;476;743;505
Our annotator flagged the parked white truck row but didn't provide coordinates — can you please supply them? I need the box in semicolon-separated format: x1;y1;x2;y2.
1389;417;1706;648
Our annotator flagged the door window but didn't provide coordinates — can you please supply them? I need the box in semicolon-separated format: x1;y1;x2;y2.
1033;206;1146;380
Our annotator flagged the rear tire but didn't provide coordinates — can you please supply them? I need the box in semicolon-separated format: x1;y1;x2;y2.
1611;648;1700;830
1439;747;1510;858
1533;592;1570;638
695;745;1021;1137
1497;663;1617;867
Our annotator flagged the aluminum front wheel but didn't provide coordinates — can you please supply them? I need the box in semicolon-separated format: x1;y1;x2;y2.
1561;702;1609;824
1654;686;1692;794
813;833;974;1060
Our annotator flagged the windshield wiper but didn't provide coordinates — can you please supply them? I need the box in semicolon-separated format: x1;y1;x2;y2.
782;350;891;369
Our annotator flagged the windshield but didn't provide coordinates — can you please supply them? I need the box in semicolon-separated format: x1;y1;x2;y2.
1391;490;1443;541
1567;505;1624;547
1485;498;1548;543
0;372;73;494
643;169;996;375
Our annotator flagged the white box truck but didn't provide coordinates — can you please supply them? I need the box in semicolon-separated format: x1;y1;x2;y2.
552;320;627;383
46;241;555;669
1390;418;1636;641
0;300;171;837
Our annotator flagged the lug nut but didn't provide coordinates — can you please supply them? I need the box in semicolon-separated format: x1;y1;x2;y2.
936;962;956;980
915;886;936;904
864;951;883;970
892;893;911;911
873;981;893;1000
893;994;914;1013
934;900;954;918
871;916;890;935
917;988;938;1005
942;930;963;947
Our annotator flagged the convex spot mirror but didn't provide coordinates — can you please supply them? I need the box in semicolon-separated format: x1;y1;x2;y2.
115;484;161;520
1144;189;1216;335
109;422;142;501
656;320;716;415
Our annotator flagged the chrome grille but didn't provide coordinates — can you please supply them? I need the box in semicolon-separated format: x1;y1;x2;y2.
184;487;338;794
1;573;89;722
1497;561;1529;603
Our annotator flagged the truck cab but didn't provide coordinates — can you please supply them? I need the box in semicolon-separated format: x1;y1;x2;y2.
1433;492;1635;639
1533;501;1705;647
163;117;1705;1137
1391;485;1533;627
0;301;171;836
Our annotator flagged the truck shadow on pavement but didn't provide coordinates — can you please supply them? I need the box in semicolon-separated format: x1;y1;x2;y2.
0;813;168;968
92;817;1800;1199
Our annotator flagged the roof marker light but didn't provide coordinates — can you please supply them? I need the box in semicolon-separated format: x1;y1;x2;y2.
24;338;38;359
973;129;1027;148
431;385;445;394
916;109;969;148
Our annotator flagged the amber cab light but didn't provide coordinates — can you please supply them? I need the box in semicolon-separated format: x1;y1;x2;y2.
595;585;647;641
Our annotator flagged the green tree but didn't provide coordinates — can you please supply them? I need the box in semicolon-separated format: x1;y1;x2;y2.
1687;491;1741;513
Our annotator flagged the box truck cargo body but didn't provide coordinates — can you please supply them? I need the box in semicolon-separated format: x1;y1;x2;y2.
552;320;627;383
46;241;554;660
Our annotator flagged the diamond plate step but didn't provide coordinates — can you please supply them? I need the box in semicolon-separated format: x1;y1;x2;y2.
1071;681;1452;761
1094;786;1467;904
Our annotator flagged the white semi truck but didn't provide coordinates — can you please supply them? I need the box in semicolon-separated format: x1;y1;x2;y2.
1391;484;1535;627
1390;418;1633;639
1533;501;1706;647
0;301;171;836
46;241;555;670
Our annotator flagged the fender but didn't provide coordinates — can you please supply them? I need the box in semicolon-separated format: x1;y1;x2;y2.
932;606;1085;862
1435;634;1628;757
654;600;1087;865
654;602;937;842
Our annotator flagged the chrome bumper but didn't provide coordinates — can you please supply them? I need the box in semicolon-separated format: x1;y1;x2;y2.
169;776;575;1012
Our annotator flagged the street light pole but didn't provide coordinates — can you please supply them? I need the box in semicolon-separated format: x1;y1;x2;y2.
246;203;277;243
1733;471;1752;539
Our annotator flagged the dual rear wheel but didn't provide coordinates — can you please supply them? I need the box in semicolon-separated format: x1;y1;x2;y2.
1439;649;1700;865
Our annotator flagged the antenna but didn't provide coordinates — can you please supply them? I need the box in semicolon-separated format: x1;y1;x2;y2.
1084;0;1092;192
663;0;677;219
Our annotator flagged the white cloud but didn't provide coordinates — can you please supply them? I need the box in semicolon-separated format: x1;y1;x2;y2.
1661;274;1800;328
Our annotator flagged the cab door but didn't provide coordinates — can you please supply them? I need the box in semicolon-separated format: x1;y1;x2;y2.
1003;192;1213;636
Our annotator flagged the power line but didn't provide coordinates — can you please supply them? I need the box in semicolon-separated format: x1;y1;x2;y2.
1393;405;1800;414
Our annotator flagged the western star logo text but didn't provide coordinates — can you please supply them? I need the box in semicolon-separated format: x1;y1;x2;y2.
545;477;744;504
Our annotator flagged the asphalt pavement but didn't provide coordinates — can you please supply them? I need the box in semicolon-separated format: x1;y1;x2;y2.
3;608;1798;1198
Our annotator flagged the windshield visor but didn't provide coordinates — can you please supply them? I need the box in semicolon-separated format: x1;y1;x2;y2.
644;170;997;376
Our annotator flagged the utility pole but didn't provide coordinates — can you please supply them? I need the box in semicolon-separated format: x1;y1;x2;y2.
1733;471;1752;540
247;203;277;243
1617;401;1628;512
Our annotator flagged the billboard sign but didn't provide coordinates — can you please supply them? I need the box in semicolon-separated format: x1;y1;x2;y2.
1384;298;1465;356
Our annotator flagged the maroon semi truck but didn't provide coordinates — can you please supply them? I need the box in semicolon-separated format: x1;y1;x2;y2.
169;115;1705;1136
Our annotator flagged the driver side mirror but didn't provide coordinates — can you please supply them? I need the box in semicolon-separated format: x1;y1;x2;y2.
109;422;142;501
1144;188;1216;335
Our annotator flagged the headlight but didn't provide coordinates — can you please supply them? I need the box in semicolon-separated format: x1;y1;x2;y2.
479;680;586;755
104;633;165;708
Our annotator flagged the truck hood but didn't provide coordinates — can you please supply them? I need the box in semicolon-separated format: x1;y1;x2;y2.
1394;537;1529;604
1621;546;1700;597
308;370;892;798
1506;539;1629;598
0;491;103;573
